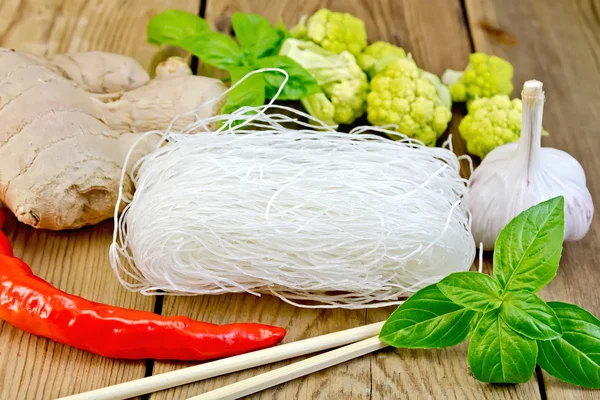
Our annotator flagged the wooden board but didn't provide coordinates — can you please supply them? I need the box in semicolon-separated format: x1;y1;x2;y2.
1;0;599;398
465;0;600;398
0;0;200;398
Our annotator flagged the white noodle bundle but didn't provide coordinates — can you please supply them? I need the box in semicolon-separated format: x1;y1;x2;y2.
110;69;475;308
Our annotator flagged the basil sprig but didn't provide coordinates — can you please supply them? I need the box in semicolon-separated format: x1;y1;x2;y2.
147;10;319;113
380;196;600;389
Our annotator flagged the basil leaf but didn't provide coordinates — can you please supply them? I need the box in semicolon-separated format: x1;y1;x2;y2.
499;291;562;340
232;13;280;60
537;302;600;388
181;33;242;70
437;272;502;312
276;19;291;40
222;66;265;114
468;311;538;383
254;56;320;100
379;284;479;349
494;196;564;293
267;19;292;57
147;10;210;46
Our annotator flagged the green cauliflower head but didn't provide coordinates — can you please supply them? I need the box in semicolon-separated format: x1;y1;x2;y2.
357;41;406;78
367;57;452;146
281;39;369;125
459;95;522;159
442;52;513;103
301;91;336;126
323;74;369;124
298;9;367;56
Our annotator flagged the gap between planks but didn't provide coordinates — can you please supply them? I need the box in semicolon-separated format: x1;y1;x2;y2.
142;0;208;394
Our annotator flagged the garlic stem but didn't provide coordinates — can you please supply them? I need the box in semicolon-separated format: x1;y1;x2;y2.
518;80;545;179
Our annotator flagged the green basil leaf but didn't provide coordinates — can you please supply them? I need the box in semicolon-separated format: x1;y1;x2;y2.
276;19;291;38
232;13;280;60
222;66;266;114
254;56;320;100
181;33;242;70
437;272;502;312
379;284;479;349
266;19;292;57
468;311;538;383
147;10;210;46
493;196;564;293
229;65;251;84
499;291;562;340
537;302;600;388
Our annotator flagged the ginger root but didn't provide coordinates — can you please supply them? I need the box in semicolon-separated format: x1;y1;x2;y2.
0;49;226;230
51;51;151;94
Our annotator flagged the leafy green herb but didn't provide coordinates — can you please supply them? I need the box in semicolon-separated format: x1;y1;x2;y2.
437;271;502;312
379;284;479;348
276;20;292;42
468;311;538;383
493;196;564;294
147;10;209;46
499;291;562;340
537;302;600;388
181;33;242;70
254;56;320;100
381;196;600;389
222;66;265;115
147;10;318;109
231;13;281;60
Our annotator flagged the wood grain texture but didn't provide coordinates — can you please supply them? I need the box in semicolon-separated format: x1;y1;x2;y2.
151;294;369;399
0;0;196;65
0;216;152;400
1;0;597;398
0;0;200;398
465;0;600;398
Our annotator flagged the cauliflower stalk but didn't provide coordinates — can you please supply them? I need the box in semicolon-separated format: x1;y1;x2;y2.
459;94;548;159
291;9;367;56
357;41;406;77
280;38;368;125
442;52;513;103
367;57;452;146
301;91;336;126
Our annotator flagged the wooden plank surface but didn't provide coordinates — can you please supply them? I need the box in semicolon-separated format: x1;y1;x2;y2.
0;0;599;398
0;0;200;399
465;1;600;399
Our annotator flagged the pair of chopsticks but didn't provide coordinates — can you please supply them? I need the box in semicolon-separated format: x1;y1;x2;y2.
58;321;389;400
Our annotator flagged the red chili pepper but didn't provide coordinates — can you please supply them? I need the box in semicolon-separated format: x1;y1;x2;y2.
0;210;11;257
0;209;285;360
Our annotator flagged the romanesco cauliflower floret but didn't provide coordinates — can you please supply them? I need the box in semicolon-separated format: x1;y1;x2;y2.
280;39;369;125
442;52;513;103
357;41;406;77
293;9;367;56
301;91;336;126
367;57;452;146
323;77;369;124
459;95;523;159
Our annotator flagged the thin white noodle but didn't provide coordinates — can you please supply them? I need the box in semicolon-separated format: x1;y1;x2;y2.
109;68;476;309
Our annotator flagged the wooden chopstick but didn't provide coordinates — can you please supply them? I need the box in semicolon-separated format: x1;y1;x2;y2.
57;321;385;400
187;336;388;400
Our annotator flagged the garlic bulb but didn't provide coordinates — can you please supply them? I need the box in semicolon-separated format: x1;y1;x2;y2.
468;80;594;250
